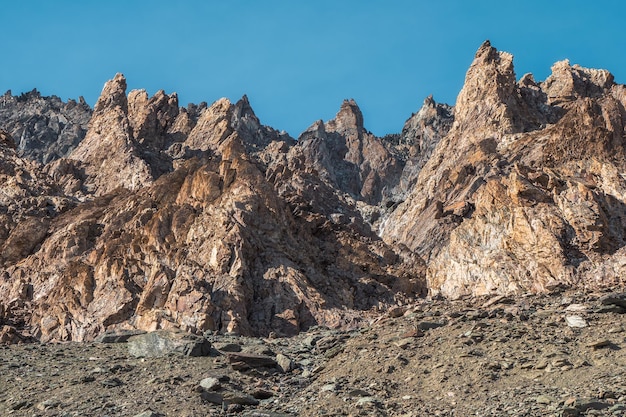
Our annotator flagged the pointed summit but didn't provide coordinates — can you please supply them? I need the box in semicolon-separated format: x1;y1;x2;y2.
451;40;521;138
94;73;128;114
326;99;365;135
233;94;259;123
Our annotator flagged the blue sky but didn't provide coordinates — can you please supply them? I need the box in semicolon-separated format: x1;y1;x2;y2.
1;1;625;137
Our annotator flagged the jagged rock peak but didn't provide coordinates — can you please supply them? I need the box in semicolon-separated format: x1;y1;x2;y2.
544;59;615;104
422;94;436;108
298;119;326;140
94;73;128;113
326;98;365;134
234;94;254;116
232;94;261;127
451;40;522;137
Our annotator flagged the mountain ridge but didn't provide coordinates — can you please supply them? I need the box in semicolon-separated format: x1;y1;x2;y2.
2;41;626;343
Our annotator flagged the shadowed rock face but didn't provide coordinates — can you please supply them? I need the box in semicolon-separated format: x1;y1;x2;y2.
0;89;92;164
3;41;626;342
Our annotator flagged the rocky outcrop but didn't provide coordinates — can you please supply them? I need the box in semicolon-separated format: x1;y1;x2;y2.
293;99;403;205
4;41;626;343
67;74;154;196
0;78;424;342
1;138;423;341
389;96;454;201
382;41;626;299
0;89;91;164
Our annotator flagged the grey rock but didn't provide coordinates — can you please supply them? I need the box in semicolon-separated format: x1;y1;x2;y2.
200;391;224;405
565;316;588;328
560;407;580;417
242;411;293;417
127;330;211;357
214;342;242;352
417;321;446;331
199;377;221;391
36;398;61;411
586;339;613;349
226;351;278;370
223;391;260;406
9;399;32;411
320;383;339;393
101;377;123;387
133;410;163;417
599;293;626;309
276;353;294;373
574;399;609;412
251;388;274;399
356;396;380;406
536;394;554;404
348;389;372;397
593;304;626;314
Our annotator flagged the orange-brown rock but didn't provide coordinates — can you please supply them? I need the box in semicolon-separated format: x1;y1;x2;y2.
382;41;626;299
4;41;626;343
0;78;424;342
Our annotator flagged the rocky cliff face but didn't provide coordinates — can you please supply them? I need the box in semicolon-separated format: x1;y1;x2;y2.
382;40;626;299
0;75;424;342
2;41;626;343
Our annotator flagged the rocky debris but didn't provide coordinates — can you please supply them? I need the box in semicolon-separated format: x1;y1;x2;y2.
127;330;212;357
0;89;92;164
0;291;626;415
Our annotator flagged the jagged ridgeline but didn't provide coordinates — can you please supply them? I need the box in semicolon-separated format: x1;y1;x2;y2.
1;40;626;343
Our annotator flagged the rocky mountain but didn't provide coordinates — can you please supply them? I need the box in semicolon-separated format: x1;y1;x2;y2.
0;89;91;164
2;40;626;344
0;74;425;342
381;40;626;299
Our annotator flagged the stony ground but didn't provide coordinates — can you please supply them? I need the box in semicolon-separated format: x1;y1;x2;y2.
3;290;626;417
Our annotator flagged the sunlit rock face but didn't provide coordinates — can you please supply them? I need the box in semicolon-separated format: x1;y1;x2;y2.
0;75;424;342
382;40;626;299
3;40;626;342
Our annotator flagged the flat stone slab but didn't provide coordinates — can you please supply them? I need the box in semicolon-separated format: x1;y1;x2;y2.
127;330;211;357
94;329;147;343
599;293;626;310
226;351;278;370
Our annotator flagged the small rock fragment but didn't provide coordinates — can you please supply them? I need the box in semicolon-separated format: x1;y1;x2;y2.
565;315;588;328
199;377;221;391
276;353;294;373
586;339;612;349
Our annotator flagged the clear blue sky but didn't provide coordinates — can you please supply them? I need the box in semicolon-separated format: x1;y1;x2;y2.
2;1;625;137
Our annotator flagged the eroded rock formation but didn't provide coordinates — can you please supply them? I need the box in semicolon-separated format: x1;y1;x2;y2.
382;40;626;299
2;40;626;342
